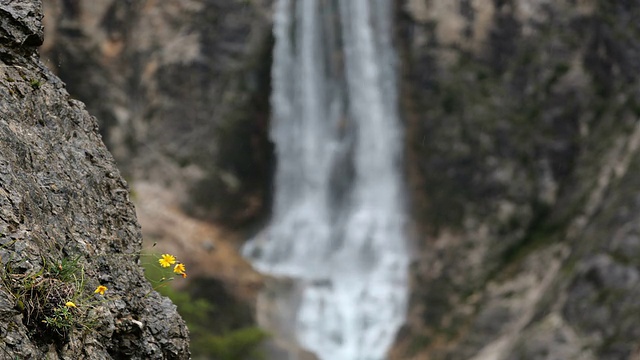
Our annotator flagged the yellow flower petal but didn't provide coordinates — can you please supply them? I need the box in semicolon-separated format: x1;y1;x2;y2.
65;301;76;308
94;285;108;295
173;263;186;274
158;254;176;268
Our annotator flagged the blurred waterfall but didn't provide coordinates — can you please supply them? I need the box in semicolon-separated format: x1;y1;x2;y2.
243;0;408;358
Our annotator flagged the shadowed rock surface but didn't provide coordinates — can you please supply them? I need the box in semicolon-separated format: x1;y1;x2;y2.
0;1;189;358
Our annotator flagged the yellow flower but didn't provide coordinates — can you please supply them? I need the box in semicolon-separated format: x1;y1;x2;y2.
65;301;76;308
94;285;108;295
173;263;186;275
158;254;176;268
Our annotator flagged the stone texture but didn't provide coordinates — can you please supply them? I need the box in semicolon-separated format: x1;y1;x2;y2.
0;1;189;358
0;0;44;47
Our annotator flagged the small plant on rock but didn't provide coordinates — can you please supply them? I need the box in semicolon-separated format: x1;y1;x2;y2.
143;253;188;294
1;255;109;343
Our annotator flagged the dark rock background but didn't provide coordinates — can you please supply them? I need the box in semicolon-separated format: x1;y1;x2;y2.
393;0;640;359
0;1;189;358
37;0;640;359
42;0;274;226
40;0;272;356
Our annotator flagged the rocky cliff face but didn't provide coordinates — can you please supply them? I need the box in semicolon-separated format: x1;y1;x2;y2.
0;1;189;358
394;0;640;359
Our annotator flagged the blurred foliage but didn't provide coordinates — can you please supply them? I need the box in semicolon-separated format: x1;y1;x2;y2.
191;327;269;360
143;254;268;359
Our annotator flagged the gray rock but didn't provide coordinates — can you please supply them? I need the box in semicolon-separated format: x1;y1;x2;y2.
0;0;43;47
0;1;189;358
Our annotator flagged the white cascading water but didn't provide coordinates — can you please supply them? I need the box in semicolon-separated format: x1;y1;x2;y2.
243;0;408;359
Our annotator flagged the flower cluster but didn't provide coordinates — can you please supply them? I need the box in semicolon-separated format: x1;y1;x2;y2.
158;254;187;278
